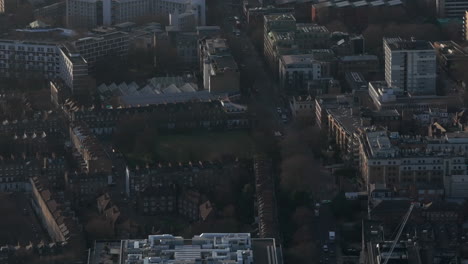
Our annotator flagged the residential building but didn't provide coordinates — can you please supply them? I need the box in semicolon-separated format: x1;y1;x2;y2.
66;0;103;28
328;106;365;165
88;233;281;264
65;100;250;135
436;0;468;18
279;54;329;93
433;41;468;80
138;186;176;215
199;38;240;94
30;177;85;247
0;40;59;80
384;37;436;95
125;160;244;197
73;31;130;70
69;122;112;173
359;130;468;190
178;189;202;221
65;171;110;204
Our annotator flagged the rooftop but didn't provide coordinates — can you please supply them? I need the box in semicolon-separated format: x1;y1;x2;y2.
384;37;434;51
328;107;363;135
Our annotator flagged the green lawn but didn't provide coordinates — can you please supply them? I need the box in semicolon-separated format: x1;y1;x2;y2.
153;131;253;162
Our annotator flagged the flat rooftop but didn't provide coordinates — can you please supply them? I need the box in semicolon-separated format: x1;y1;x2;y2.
384;37;434;51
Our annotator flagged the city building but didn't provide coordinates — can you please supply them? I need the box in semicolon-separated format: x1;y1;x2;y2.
330;32;365;56
344;71;367;91
0;40;89;94
436;0;468;18
311;0;405;26
0;40;59;80
359;130;468;190
88;233;281;264
69;122;112;173
246;6;294;25
315;93;355;129
65;100;250;135
66;0;103;28
66;0;206;29
279;54;330;93
125;160;244;197
263;13;296;72
98;77;214;107
65;171;110;204
58;45;89;94
30;177;85;247
368;81;457;112
34;2;66;25
338;55;378;77
328;106;365;165
137;186;176;215
433;41;468;80
384;37;436;95
73;31;130;70
289;95;314;120
199;38;240;94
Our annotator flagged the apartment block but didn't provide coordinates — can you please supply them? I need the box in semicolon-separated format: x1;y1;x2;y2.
0;40;59;79
66;0;103;28
384;37;436;95
199;38;239;94
359;130;468;190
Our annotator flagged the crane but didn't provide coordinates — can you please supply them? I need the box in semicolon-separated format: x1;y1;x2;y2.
382;202;431;264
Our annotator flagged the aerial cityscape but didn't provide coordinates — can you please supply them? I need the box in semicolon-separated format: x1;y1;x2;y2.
0;0;468;263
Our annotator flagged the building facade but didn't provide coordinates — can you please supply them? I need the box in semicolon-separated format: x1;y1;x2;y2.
384;37;436;95
199;38;239;94
0;40;59;80
359;130;468;191
73;31;129;70
279;54;327;93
